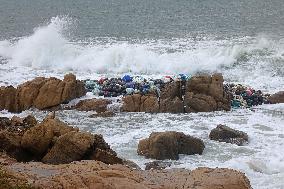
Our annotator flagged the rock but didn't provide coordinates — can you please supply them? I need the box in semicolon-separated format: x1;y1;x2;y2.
75;98;112;112
209;125;248;146
21;117;77;158
140;95;159;113
160;81;182;100
0;159;252;189
138;131;205;160
0;86;17;112
22;115;38;128
10;116;24;127
268;91;284;104
0;117;11;130
122;159;141;170
159;97;184;113
42;131;95;164
185;74;230;112
122;94;142;112
0;130;31;161
184;93;217;112
0;74;86;113
89;148;123;165
145;161;172;170
89;111;115;118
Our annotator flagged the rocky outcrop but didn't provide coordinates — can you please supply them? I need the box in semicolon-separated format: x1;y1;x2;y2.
185;73;231;112
138;131;205;160
0;155;252;189
209;125;248;146
74;98;112;112
0;74;86;113
145;161;172;170
0;114;122;165
122;94;159;113
268;91;284;104
122;73;231;113
89;111;115;118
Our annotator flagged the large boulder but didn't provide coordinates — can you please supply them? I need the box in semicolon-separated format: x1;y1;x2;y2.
138;131;205;160
21;118;77;158
0;74;86;113
209;125;248;146
75;98;112;112
268;91;284;104
185;73;231;112
140;95;159;113
42;131;95;164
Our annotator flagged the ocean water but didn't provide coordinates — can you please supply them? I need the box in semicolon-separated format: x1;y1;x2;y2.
0;1;284;188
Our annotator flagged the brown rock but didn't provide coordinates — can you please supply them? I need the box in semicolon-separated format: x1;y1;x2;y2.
1;74;86;113
21;117;77;157
75;98;112;112
140;95;159;113
89;148;123;165
1;159;252;189
0;86;17;112
209;125;248;146
122;94;142;112
89;111;115;118
184;93;217;112
0;117;11;130
159;97;184;113
145;161;172;170
268;91;284;104
138;131;205;160
10;116;24;127
22;115;38;128
42;131;95;164
160;81;182;100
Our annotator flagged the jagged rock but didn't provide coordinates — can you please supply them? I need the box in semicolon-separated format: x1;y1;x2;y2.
122;94;142;112
21;117;77;158
209;125;248;146
138;131;205;160
160;81;182;100
160;96;184;113
145;161;172;170
22;115;38;128
268;91;284;104
42;131;95;164
75;98;111;112
0;74;86;113
89;111;115;118
0;158;252;189
10;116;24;127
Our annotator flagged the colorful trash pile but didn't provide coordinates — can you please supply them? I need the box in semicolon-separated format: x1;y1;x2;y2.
224;84;270;108
84;75;270;109
83;74;189;98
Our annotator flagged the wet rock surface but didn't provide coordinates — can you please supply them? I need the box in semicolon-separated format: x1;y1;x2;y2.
74;98;112;112
0;74;86;113
145;161;172;170
138;131;205;160
209;125;249;146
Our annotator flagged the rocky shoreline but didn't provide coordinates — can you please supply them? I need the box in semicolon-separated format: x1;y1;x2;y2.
0;73;283;188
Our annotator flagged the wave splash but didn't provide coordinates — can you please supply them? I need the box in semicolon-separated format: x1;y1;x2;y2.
0;17;283;91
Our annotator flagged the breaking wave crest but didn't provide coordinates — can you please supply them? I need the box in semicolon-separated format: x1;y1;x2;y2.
0;16;283;92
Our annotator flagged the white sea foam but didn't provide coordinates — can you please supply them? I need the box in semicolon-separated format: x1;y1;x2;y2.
0;17;283;92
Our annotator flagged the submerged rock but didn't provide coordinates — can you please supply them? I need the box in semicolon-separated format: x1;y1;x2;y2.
0;74;86;113
89;111;115;118
138;131;205;160
209;124;248;146
145;161;172;170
